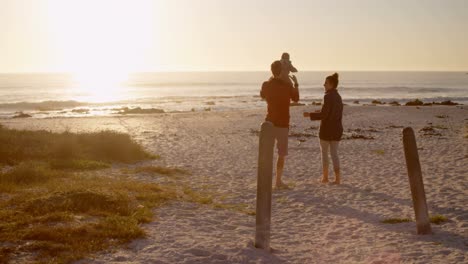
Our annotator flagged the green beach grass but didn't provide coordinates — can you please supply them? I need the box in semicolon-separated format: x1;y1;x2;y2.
0;125;253;263
0;125;155;165
0;125;173;263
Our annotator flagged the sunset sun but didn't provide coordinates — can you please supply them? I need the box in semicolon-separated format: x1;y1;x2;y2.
46;0;155;100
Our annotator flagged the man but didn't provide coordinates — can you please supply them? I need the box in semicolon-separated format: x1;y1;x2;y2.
260;60;300;189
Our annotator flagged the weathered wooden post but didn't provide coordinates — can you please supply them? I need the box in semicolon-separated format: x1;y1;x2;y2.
402;127;432;235
255;121;275;250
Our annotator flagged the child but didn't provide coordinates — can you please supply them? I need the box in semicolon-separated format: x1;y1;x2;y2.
303;73;343;184
280;52;298;87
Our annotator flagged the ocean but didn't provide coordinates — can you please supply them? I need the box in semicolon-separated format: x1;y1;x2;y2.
0;71;467;118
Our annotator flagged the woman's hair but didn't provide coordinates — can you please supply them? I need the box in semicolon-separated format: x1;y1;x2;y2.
326;73;339;89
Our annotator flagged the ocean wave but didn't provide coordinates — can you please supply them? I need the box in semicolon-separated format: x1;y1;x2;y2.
302;86;468;92
339;96;468;103
0;100;88;110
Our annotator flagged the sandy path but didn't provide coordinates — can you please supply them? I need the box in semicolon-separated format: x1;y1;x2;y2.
2;105;467;263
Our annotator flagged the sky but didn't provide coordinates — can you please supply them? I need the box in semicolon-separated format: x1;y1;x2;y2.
1;0;467;73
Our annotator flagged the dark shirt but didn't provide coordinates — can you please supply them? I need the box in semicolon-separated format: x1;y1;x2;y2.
310;89;343;141
260;77;300;128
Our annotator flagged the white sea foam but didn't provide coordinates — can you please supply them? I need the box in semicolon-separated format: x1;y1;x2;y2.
0;72;467;118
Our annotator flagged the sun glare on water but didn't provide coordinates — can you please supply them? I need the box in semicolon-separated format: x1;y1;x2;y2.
71;71;128;103
46;0;156;102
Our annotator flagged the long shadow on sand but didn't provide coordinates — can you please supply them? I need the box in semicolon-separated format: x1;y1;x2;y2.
284;184;468;253
338;184;468;224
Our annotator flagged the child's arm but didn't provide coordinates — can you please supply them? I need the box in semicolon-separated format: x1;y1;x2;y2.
289;62;298;73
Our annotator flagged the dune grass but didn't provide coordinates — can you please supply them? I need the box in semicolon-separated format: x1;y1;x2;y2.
430;215;448;225
182;186;256;215
130;165;189;177
0;125;155;165
381;215;448;225
0;125;245;263
380;218;412;224
0;162;59;190
0;125;170;263
183;186;214;204
374;149;385;155
0;165;178;263
49;159;111;171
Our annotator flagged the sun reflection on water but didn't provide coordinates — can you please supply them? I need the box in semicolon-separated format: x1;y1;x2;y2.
71;71;129;103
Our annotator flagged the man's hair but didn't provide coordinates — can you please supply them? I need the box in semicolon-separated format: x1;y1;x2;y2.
271;60;282;77
281;52;290;60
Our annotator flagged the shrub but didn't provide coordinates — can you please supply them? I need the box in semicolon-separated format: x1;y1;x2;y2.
49;159;110;171
0;126;154;165
380;218;412;224
0;162;57;188
430;215;448;225
130;165;189;177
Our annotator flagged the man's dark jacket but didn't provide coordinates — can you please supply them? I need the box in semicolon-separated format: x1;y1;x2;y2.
310;89;343;141
260;77;299;128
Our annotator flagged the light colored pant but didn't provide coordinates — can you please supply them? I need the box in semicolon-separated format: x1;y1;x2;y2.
320;139;340;171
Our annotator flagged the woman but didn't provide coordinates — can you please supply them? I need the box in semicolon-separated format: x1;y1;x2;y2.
303;73;343;184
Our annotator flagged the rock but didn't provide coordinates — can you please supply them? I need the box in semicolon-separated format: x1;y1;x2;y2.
436;100;460;106
371;100;385;105
290;102;305;106
12;112;32;118
353;100;360;104
389;101;401;106
405;99;424;106
71;108;90;113
117;107;165;114
406;99;460;106
343;133;375;140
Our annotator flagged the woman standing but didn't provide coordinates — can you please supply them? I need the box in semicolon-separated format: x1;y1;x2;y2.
303;73;343;184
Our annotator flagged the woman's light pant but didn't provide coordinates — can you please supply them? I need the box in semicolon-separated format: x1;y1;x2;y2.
319;139;340;171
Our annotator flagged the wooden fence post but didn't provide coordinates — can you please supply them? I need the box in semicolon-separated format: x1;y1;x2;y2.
255;121;275;250
402;127;432;235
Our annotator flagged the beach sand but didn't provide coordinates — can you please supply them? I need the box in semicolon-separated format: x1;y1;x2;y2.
2;105;467;263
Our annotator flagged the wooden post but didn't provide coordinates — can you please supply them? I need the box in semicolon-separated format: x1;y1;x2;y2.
255;121;275;250
402;127;432;235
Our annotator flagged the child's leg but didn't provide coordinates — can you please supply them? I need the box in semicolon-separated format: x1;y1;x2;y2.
330;141;341;184
319;139;330;183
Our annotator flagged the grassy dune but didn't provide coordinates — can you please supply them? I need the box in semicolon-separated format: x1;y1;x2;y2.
0;125;156;166
0;125;238;263
0;125;175;263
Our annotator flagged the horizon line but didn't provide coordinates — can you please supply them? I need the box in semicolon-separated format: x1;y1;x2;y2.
1;70;467;74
